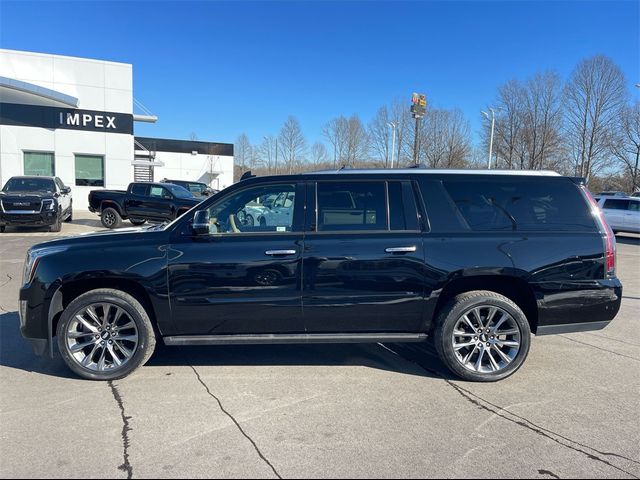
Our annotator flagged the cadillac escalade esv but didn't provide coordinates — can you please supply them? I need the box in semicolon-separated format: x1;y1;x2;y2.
19;169;622;382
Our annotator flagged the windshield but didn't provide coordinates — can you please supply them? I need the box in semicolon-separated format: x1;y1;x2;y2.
164;183;195;199
3;177;56;193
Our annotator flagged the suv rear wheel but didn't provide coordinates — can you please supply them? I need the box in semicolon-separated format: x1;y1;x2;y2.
56;289;156;381
434;290;531;382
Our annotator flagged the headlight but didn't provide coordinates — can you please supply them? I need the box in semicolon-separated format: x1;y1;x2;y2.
22;246;68;285
42;199;56;211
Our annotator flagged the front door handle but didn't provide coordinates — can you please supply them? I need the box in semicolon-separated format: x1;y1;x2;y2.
385;246;417;253
265;250;297;256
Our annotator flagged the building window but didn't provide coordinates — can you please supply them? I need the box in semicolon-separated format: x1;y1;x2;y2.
75;155;104;186
24;152;55;176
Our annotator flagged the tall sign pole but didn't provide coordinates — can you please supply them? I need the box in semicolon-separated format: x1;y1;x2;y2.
411;93;427;166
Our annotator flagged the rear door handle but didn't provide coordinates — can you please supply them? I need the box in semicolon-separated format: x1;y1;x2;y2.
265;250;297;256
385;246;417;253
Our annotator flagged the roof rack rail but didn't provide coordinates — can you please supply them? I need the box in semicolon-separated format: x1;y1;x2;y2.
240;171;255;181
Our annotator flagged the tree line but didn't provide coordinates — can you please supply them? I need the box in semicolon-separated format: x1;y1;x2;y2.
234;55;639;192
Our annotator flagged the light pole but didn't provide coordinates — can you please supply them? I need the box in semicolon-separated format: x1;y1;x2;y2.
387;121;397;168
481;107;501;169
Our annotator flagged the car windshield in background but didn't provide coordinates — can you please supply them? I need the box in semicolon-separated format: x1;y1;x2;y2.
2;177;55;193
165;183;195;199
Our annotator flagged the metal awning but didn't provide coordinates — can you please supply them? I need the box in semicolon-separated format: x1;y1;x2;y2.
0;76;79;107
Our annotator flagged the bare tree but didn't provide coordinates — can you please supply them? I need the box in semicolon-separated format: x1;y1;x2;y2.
390;98;415;167
310;142;329;166
344;115;369;166
322;116;348;167
259;135;278;173
233;133;252;170
368;106;392;166
278;116;306;174
420;108;471;168
610;101;640;192
485;79;525;169
563;55;627;181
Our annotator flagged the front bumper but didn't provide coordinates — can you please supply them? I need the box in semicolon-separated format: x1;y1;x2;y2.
0;211;58;227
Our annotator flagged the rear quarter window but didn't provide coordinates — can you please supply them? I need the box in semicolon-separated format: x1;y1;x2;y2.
442;179;596;232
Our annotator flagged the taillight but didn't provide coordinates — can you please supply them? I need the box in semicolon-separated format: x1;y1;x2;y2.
582;186;616;277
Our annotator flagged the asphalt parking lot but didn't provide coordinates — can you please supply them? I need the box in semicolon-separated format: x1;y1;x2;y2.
0;220;639;479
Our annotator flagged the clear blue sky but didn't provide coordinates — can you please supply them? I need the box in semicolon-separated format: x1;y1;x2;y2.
1;0;638;147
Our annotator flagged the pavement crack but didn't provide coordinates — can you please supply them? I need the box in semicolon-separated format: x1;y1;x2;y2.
108;381;133;480
189;364;282;479
538;469;560;479
558;335;640;363
379;344;640;479
0;274;13;290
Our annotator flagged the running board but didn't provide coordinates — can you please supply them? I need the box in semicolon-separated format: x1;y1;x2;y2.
163;333;428;346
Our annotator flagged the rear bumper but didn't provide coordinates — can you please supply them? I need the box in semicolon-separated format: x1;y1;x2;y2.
0;211;58;227
534;278;622;334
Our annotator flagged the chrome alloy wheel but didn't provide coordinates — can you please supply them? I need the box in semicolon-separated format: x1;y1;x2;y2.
451;306;521;374
65;303;139;372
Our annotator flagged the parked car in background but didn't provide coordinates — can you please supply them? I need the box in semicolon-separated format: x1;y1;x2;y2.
594;195;640;234
596;191;627;197
160;179;216;198
0;176;72;232
21;169;622;382
88;182;201;228
632;191;640;198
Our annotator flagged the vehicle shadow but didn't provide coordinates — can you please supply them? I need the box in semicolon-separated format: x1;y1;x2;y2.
0;311;74;379
68;218;103;228
615;234;640;246
0;311;451;381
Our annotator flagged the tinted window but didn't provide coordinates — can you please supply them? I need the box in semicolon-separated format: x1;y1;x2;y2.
317;182;387;231
388;181;419;231
442;179;595;232
131;184;148;196
24;152;54;176
603;199;630;210
628;201;640;212
75;155;104;187
3;177;55;193
165;183;194;199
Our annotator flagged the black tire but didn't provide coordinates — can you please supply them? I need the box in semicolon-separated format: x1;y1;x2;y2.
65;203;73;222
130;219;147;226
0;226;5;233
434;290;531;382
101;207;122;229
49;210;62;232
259;217;267;227
56;288;156;381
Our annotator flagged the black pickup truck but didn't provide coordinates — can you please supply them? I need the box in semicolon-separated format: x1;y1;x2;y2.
88;182;201;228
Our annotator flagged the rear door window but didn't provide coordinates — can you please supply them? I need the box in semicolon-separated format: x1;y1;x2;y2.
131;184;148;196
317;182;387;231
442;179;596;232
628;201;640;212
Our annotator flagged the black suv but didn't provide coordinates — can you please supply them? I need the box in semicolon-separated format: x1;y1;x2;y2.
19;170;622;381
0;176;73;232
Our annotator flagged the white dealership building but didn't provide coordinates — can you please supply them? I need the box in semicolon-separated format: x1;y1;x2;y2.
0;49;234;209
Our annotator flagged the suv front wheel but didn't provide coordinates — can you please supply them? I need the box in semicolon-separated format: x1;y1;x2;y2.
434;291;531;382
56;289;156;380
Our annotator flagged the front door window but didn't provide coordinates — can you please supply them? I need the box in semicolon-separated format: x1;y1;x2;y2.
206;184;297;234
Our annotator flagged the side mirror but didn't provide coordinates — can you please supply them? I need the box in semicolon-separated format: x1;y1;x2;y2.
62;187;71;194
192;210;210;235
